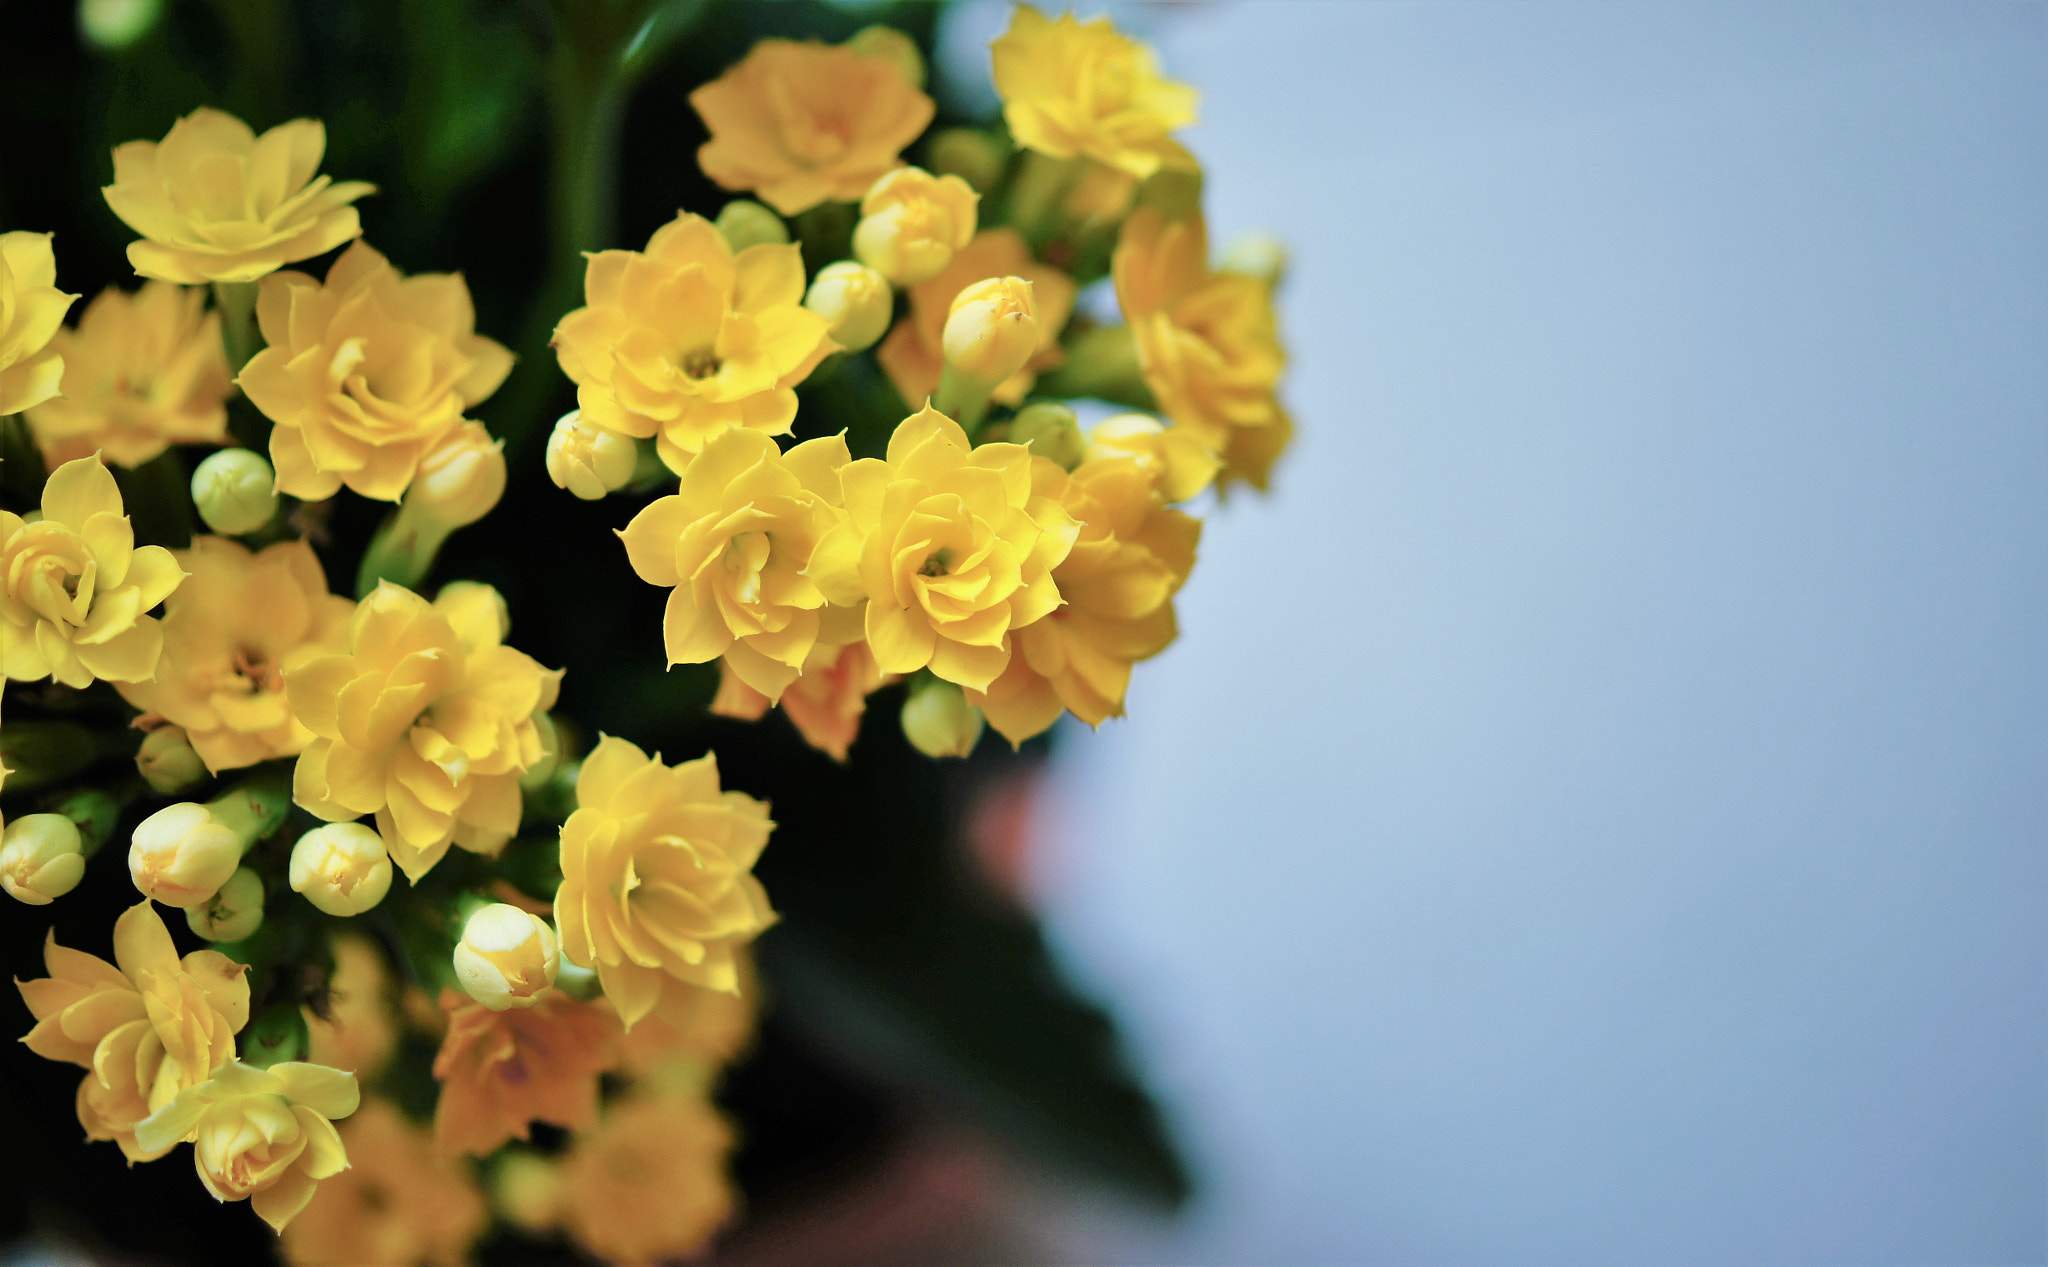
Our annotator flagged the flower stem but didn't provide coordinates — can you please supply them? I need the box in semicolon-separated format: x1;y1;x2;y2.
212;280;260;374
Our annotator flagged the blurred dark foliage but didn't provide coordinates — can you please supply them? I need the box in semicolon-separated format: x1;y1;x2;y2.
0;0;1188;1262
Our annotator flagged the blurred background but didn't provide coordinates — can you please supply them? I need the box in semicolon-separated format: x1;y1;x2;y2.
4;1;2045;1264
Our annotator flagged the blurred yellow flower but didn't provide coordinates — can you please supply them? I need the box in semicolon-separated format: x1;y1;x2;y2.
991;6;1199;181
1084;412;1219;504
25;282;229;468
103;108;374;285
432;988;618;1157
878;229;1074;409
117;537;354;774
16;900;249;1162
280;1098;487;1267
238;241;512;502
854;166;979;285
285;581;560;881
555;736;775;1027
552;212;835;473
710;639;894;762
557;1089;736;1267
0;231;78;416
0;454;184;688
613;969;757;1085
809;407;1076;692
304;933;399;1078
691;37;935;215
136;1059;359;1232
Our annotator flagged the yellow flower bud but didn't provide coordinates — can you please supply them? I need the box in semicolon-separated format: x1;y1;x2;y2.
290;823;394;917
711;200;789;253
0;812;87;904
927;128;1008;194
942;276;1040;388
1086;413;1220;504
453;903;561;1012
803;262;893;354
130;801;243;908
900;679;985;758
136;723;208;794
1005;402;1085;470
847;24;925;88
854;167;978;285
545;409;638;500
409;421;505;531
187;865;265;941
190;448;279;535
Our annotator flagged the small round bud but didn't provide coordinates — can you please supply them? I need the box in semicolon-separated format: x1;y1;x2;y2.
191;448;280;535
408;421;505;530
713;200;790;253
187;866;265;941
453;903;561;1011
1221;231;1289;288
1;813;86;905
1006;402;1085;470
854;167;978;285
52;787;120;856
901;679;985;759
79;0;163;52
130;802;242;908
803;262;893;353
492;1150;564;1233
942;276;1039;387
545;409;638;500
136;724;207;795
927;128;1007;195
847;24;925;88
289;823;394;916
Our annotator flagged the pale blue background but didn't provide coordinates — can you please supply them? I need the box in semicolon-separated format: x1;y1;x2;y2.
938;2;2048;1263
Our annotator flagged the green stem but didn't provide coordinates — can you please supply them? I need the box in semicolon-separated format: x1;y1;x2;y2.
933;364;995;438
213;281;260;375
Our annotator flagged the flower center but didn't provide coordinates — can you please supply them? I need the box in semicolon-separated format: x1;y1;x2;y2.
919;549;952;578
230;646;280;695
680;349;722;380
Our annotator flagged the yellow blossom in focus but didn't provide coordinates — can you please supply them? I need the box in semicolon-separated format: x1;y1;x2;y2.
1085;412;1219;504
555;736;775;1027
878;229;1074;409
809;407;1076;692
102;108;374;285
432;988;618;1157
710;639;894;762
280;1098;487;1267
552;212;835;474
0;454;184;688
691;37;936;216
16;900;249;1161
854;166;979;285
135;1059;359;1232
117;537;354;774
1113;208;1290;490
285;581;560;881
26;282;230;468
305;933;399;1077
557;1089;736;1267
991;6;1199;182
238;241;513;502
0;232;79;416
620;429;856;701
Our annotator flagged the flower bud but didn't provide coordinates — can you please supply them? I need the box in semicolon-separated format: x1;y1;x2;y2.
1005;402;1085;470
847;24;925;88
492;1150;564;1233
854;167;978;285
80;0;165;51
545;409;638;500
1221;231;1288;288
1087;413;1221;504
453;903;561;1011
52;787;120;856
130;802;243;908
901;679;985;759
408;421;506;530
803;261;893;353
942;276;1039;388
190;448;279;536
289;823;393;916
927;128;1007;195
1;813;87;905
713;200;790;253
136;724;207;795
187;866;264;941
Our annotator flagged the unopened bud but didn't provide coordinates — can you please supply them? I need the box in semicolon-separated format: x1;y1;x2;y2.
130;802;242;907
713;200;790;253
408;421;505;530
1220;232;1288;288
136;724;207;794
492;1150;564;1233
1006;402;1085;470
927;128;1007;195
1087;413;1221;504
803;262;893;353
52;788;120;856
79;0;163;52
854;167;978;285
847;24;925;88
545;409;638;500
942;276;1039;388
289;823;393;916
1;813;86;905
901;679;984;759
187;866;264;941
190;448;279;535
453;903;560;1011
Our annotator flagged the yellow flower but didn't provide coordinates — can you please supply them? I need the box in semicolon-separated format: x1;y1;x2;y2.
991;6;1199;181
809;407;1076;692
285;581;560;881
710;639;894;762
1084;412;1219;504
304;933;399;1078
691;37;936;216
1113;208;1290;490
432;988;619;1157
877;229;1075;409
0;454;184;688
613;969;757;1085
854;166;979;285
16;900;250;1162
552;212;835;474
136;1059;359;1232
238;241;513;502
25;282;230;469
969;455;1198;743
102;108;374;285
557;1089;735;1267
280;1098;487;1267
116;537;354;773
620;429;856;701
555;736;775;1027
0;231;79;415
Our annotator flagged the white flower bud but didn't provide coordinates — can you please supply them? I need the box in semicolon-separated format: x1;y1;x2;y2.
1;813;87;905
130;802;242;908
942;276;1039;387
803;262;893;353
408;421;505;529
453;903;560;1011
544;410;638;500
186;866;265;941
901;679;985;759
136;724;207;795
289;823;394;916
191;448;280;535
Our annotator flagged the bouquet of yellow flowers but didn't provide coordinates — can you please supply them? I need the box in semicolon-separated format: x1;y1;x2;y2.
0;3;1290;1262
